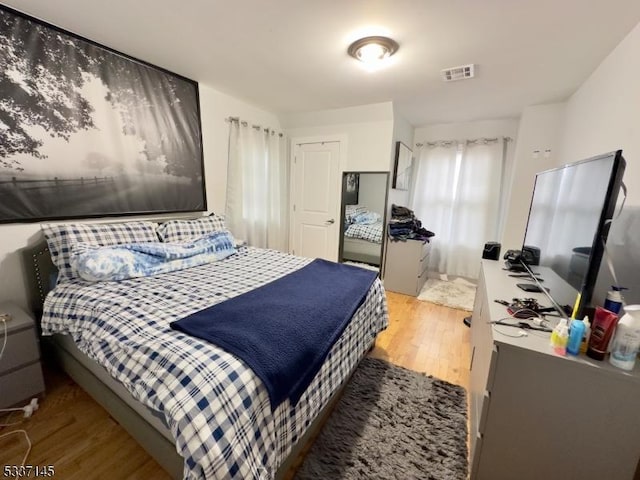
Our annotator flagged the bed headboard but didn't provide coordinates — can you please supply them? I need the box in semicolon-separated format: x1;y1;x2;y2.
23;238;56;321
21;213;210;320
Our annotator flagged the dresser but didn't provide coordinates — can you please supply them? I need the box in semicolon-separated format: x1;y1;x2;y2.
0;302;45;408
383;238;431;296
470;260;640;480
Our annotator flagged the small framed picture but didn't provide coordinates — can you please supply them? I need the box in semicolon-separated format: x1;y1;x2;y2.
393;141;413;190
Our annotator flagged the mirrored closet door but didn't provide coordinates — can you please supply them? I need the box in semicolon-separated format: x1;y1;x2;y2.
339;172;389;269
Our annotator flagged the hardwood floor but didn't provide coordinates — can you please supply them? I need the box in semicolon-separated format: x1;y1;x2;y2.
0;365;171;480
371;291;472;390
0;291;471;478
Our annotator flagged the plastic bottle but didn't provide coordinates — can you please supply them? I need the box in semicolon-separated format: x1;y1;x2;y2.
550;318;569;355
587;307;619;361
579;316;591;354
555;323;569;356
609;305;640;371
603;286;627;314
567;317;586;356
550;318;563;346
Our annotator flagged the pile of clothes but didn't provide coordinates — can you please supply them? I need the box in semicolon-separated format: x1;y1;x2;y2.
388;204;435;242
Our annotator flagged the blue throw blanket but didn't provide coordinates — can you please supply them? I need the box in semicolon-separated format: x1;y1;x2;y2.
170;259;378;409
70;230;237;282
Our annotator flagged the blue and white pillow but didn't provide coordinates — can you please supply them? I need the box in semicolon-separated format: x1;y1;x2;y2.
70;230;237;282
352;211;381;225
345;205;368;224
43;221;159;283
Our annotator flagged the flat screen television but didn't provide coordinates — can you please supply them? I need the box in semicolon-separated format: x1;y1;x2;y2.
520;150;626;318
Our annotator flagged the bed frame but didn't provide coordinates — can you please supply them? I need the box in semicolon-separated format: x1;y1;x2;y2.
23;238;360;479
342;237;383;266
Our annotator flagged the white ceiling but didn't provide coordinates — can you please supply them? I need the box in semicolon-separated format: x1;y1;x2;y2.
5;0;640;126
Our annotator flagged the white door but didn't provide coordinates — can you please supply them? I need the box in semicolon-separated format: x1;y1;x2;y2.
291;141;341;260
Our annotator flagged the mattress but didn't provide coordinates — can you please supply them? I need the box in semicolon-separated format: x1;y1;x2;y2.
344;221;383;244
41;246;388;479
51;333;173;441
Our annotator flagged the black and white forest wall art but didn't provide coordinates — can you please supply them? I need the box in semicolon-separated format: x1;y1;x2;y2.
0;5;206;223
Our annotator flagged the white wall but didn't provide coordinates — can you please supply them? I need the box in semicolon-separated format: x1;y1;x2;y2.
413;118;519;144
413;118;520;241
388;107;414;210
559;23;640;200
501;103;566;251
0;84;281;310
358;173;388;216
282;102;394;172
557;21;640;305
198;84;282;213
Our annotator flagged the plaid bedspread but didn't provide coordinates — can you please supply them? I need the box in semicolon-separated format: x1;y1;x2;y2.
345;221;383;243
41;247;388;479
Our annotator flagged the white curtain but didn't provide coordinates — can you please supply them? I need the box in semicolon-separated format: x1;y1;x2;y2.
226;120;289;251
411;140;504;279
266;130;289;251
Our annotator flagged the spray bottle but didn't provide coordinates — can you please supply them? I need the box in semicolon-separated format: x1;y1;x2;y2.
603;286;627;315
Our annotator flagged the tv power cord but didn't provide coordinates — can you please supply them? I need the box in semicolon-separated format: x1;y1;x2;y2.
0;314;8;361
0;429;32;466
0;398;38;466
0;398;39;420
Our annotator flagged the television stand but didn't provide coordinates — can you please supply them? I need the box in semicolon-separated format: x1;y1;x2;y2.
469;260;640;479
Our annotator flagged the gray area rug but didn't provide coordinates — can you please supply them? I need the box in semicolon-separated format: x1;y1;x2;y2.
295;357;468;480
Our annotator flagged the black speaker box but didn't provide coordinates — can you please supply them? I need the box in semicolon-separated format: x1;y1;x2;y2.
522;245;541;266
482;242;501;260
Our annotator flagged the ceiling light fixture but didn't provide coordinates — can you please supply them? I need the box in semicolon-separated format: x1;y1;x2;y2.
347;36;399;64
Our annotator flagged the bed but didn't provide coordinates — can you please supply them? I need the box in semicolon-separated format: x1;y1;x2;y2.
342;205;384;265
25;217;389;479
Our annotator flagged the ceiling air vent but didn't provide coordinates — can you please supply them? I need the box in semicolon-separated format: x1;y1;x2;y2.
441;64;475;82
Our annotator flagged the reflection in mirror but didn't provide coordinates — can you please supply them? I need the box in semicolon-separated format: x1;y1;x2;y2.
393;141;413;190
339;172;389;272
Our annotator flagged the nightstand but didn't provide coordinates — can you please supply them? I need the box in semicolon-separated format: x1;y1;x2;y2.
0;302;45;408
383;239;431;296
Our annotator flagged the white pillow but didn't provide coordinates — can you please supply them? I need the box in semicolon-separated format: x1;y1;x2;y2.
156;214;226;243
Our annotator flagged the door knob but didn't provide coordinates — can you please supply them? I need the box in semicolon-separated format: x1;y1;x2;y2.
325;219;335;225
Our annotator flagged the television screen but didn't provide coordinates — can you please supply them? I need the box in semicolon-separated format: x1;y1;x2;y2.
521;150;625;317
